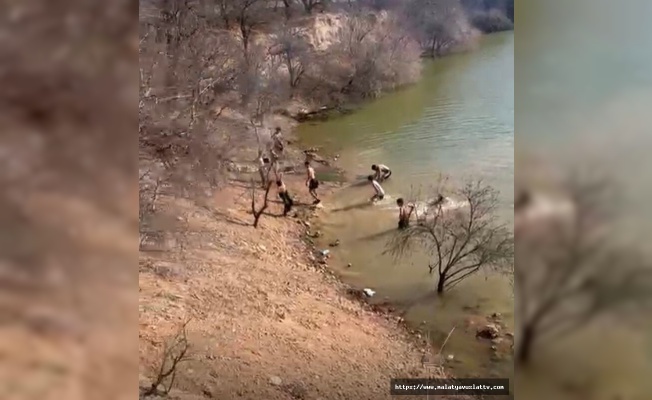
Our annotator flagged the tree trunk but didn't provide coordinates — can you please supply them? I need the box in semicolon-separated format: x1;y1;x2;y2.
436;273;445;294
283;0;291;19
515;325;534;364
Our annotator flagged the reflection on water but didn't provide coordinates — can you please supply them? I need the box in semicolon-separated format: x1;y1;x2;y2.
298;32;514;381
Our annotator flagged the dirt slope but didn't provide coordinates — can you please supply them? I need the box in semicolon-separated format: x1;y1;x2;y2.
139;173;458;400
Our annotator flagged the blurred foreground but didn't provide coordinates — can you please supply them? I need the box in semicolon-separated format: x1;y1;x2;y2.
0;2;138;399
515;0;652;399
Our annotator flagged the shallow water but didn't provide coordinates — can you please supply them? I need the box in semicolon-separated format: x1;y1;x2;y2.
298;32;514;380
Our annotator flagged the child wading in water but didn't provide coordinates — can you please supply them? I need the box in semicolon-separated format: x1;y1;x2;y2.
368;175;385;203
276;177;294;216
396;198;415;229
305;161;320;204
371;164;392;182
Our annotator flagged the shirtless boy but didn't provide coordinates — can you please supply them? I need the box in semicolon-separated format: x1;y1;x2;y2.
276;177;294;216
305;161;320;204
257;150;271;188
371;164;392;182
396;198;415;229
368;175;385;203
271;127;284;157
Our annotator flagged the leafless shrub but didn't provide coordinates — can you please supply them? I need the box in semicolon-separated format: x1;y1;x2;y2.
386;180;514;294
401;0;478;57
327;11;421;99
139;172;163;248
143;319;193;396
251;177;274;229
233;0;265;59
270;24;312;92
515;175;652;364
468;8;513;33
140;0;244;197
299;0;329;14
240;42;289;118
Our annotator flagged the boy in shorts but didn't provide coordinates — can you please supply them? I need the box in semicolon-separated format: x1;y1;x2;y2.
396;198;415;229
305;161;320;204
276;177;294;216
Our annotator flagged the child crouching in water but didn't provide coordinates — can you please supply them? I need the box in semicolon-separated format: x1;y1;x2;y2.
276;177;294;216
368;175;385;203
396;198;415;229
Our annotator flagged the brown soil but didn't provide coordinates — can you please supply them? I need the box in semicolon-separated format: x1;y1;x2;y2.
139;169;461;400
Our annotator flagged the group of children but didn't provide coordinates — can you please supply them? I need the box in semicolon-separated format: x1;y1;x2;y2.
257;127;294;217
365;164;417;230
257;130;418;230
257;127;323;218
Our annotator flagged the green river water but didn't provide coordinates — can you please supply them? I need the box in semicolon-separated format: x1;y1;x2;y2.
298;1;652;397
298;31;515;383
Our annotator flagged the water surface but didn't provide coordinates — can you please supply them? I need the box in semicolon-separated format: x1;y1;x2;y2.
298;32;514;380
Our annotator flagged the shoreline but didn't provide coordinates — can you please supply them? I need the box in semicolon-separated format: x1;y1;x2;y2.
288;123;515;385
278;30;513;126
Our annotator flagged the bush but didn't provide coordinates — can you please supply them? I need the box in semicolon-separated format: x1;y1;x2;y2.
327;12;422;99
470;9;514;33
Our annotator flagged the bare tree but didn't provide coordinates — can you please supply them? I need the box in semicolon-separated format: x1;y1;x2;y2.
270;24;311;92
140;0;241;195
251;178;273;228
143;319;193;396
216;0;237;28
299;0;327;14
139;172;163;248
329;12;421;98
240;42;288;117
468;8;513;33
234;0;263;59
515;176;652;364
401;0;476;57
268;0;294;18
281;0;293;19
386;181;513;294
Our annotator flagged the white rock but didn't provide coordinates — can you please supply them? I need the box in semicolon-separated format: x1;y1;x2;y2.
269;376;282;386
363;288;375;297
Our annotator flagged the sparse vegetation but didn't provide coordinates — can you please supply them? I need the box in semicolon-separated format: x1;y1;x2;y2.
468;8;513;33
143;319;193;396
328;11;422;98
401;0;480;57
386;181;514;294
251;177;274;228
